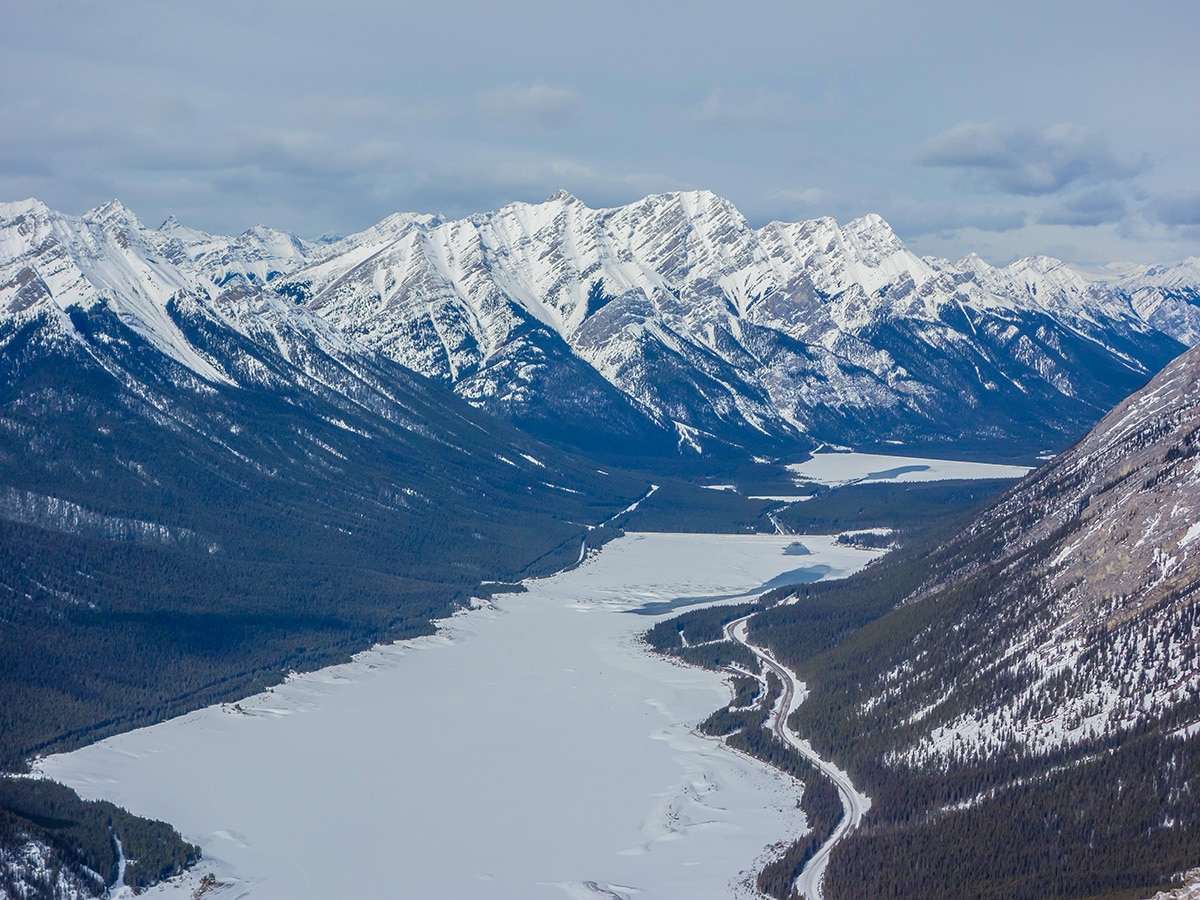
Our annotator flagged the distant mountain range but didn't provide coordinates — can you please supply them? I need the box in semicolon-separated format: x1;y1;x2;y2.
5;192;1199;460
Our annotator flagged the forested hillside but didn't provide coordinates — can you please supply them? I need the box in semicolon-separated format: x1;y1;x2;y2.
739;341;1200;899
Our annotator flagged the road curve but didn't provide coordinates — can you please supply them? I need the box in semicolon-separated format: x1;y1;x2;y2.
724;616;870;900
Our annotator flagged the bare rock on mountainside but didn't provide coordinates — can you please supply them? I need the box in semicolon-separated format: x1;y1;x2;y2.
984;337;1200;627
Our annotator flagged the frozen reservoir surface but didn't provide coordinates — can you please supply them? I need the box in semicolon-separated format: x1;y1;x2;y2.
788;450;1030;486
39;533;880;900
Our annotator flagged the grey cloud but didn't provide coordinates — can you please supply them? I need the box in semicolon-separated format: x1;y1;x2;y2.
477;83;581;129
1039;188;1129;226
1153;191;1200;227
890;204;1028;237
287;95;440;130
769;188;835;209
919;123;1145;196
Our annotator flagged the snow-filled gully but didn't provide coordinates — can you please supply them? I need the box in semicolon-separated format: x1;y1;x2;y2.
724;616;870;900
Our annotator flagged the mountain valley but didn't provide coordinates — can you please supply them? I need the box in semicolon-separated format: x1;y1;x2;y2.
1;191;1199;899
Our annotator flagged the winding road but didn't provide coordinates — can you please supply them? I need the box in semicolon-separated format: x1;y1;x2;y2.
724;616;870;900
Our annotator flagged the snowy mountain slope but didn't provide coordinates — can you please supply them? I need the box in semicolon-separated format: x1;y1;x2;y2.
1111;257;1200;348
0;198;234;383
157;214;321;289
764;342;1200;764
0;199;496;439
0;198;331;388
885;339;1200;764
744;341;1200;899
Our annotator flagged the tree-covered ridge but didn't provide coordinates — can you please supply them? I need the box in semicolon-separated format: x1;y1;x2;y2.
756;528;1200;898
657;525;1200;899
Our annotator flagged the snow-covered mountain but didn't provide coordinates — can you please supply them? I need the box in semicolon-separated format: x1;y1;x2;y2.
4;192;1199;899
271;190;1193;457
1111;256;1200;347
3;193;1197;460
0;197;659;900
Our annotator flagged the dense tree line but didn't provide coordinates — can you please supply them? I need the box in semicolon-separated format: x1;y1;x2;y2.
644;603;762;674
772;479;1016;535
728;674;761;709
822;731;1200;900
646;603;758;651
612;480;777;533
699;673;781;737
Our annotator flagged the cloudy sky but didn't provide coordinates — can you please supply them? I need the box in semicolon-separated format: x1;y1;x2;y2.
4;0;1198;265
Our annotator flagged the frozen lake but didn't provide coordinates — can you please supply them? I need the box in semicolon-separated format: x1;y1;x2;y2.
789;450;1031;486
38;533;880;900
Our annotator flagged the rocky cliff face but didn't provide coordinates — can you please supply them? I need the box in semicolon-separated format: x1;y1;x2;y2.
883;341;1200;764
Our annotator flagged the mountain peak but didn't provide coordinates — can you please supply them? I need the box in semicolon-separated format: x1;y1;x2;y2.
844;212;902;247
0;198;53;222
157;214;199;236
85;198;144;231
545;189;580;204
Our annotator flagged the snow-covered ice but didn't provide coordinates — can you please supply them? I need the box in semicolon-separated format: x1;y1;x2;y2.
788;450;1030;486
38;533;879;900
